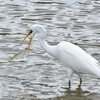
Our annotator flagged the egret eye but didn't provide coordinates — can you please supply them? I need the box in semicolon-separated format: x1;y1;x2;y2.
20;29;33;45
29;29;33;34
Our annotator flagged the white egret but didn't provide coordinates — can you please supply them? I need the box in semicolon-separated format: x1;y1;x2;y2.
21;24;100;88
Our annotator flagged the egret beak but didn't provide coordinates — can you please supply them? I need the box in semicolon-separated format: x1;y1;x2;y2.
27;37;32;50
20;30;33;50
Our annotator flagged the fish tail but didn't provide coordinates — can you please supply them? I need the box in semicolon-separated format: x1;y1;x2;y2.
7;57;13;62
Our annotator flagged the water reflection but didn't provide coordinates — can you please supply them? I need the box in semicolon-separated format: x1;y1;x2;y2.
54;84;99;100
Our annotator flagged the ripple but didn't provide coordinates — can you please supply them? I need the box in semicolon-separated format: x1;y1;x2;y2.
0;0;100;99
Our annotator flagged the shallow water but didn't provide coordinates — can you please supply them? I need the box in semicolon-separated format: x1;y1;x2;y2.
0;0;100;100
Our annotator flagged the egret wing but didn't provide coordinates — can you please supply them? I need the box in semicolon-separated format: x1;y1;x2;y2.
56;41;100;77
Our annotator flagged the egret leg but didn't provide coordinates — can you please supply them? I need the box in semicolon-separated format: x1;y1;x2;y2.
78;74;82;85
77;78;82;90
68;80;71;88
76;73;82;84
68;68;74;88
80;77;82;85
76;74;82;88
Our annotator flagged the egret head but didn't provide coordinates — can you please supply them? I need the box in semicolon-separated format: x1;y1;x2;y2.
20;24;47;49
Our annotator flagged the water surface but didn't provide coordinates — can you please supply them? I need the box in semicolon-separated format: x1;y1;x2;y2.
0;0;100;100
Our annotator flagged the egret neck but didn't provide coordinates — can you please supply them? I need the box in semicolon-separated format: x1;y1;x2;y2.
38;37;58;59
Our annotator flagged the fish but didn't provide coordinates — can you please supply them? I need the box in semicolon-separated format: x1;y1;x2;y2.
8;33;32;62
7;48;31;62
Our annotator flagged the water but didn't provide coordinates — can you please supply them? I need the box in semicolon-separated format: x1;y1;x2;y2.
0;0;100;99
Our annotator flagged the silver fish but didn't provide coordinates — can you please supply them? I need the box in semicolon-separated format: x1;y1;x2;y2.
8;48;30;62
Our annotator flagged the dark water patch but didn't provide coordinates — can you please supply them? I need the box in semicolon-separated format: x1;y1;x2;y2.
33;1;65;4
0;28;12;32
